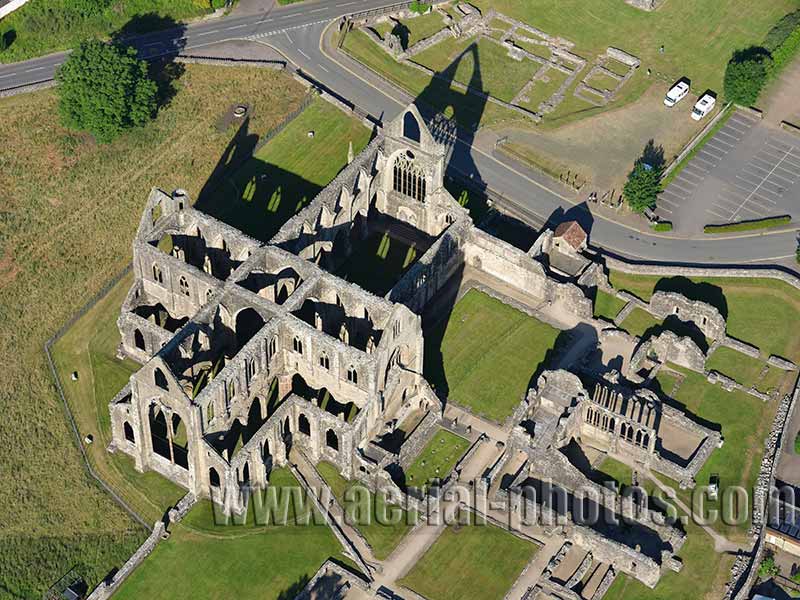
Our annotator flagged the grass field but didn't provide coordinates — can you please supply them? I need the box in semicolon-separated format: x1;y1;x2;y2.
404;429;470;491
198;98;371;242
0;0;210;63
400;516;538;600
423;289;561;422
705;346;769;389
336;231;419;296
316;462;415;560
52;273;186;525
115;469;352;600
618;306;661;338
608;271;800;362
0;64;308;597
593;289;627;322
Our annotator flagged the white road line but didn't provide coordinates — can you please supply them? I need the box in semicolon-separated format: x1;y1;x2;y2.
196;29;219;36
317;63;329;73
708;136;734;148
694;154;718;167
298;49;311;59
285;32;292;43
341;1;358;5
308;7;327;12
752;155;799;177
716;130;740;143
707;207;730;219
731;148;793;221
0;72;18;78
724;123;748;136
670;181;694;195
657;194;680;208
226;23;250;29
704;141;730;154
747;166;794;186
657;206;673;214
684;163;709;175
25;66;46;72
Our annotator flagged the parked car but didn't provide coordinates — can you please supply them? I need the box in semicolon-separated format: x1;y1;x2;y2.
691;94;716;120
663;81;689;107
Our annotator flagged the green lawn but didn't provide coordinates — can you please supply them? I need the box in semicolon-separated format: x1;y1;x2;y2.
586;71;621;93
402;11;449;47
618;306;661;337
335;231;419;296
608;272;800;362
705;346;766;388
404;429;470;490
51;273;186;526
0;1;211;63
594;290;627;321
424;289;561;422
316;462;415;560
518;68;570;111
115;469;352;600
400;516;538;600
197;98;371;242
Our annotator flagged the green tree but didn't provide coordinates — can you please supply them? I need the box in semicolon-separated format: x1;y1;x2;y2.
65;0;112;17
723;47;772;106
56;40;157;143
623;163;660;213
758;553;780;579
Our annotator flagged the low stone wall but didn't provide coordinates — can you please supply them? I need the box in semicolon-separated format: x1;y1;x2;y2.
398;409;441;468
293;559;370;600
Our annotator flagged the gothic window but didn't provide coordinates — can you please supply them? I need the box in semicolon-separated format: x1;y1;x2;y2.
293;336;303;354
206;401;215;424
245;358;256;386
319;352;330;370
134;329;145;351
326;429;339;451
124;422;135;444
403;111;421;143
393;153;427;202
179;276;190;297
299;414;311;436
268;336;277;360
154;368;169;391
347;366;358;385
152;264;163;284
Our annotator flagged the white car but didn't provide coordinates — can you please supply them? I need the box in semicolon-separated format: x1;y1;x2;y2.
691;94;716;120
663;81;689;107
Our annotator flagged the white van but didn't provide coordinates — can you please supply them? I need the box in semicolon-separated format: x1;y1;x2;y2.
691;94;716;120
664;81;689;107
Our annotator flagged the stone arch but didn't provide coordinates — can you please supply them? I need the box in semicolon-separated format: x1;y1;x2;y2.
292;374;310;398
154;367;169;391
326;429;339;451
403;111;421;143
171;413;189;470
152;263;163;284
319;351;330;370
293;336;303;354
148;404;170;461
635;429;643;446
393;152;426;202
299;413;311;436
235;308;265;351
347;366;358;385
124;421;135;444
179;275;190;297
209;467;220;488
642;433;650;448
134;329;145;351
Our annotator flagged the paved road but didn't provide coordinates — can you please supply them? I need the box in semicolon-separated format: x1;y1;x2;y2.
2;0;798;267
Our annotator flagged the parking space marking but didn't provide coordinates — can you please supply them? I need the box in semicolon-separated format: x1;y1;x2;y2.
702;141;729;155
684;163;709;176
724;122;749;136
706;207;731;220
695;152;721;166
745;164;795;186
677;169;703;182
670;181;695;195
714;131;739;145
759;149;800;171
660;189;686;205
730;148;795;221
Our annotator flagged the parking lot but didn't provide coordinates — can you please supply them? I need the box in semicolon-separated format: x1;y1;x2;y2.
657;109;800;234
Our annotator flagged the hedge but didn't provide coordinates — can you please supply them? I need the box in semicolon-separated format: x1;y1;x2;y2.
770;27;800;74
704;215;791;234
651;221;673;232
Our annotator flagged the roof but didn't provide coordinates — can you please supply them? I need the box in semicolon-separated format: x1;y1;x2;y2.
553;220;587;250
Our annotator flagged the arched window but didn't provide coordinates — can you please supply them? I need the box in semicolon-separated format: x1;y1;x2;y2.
319;352;330;370
179;276;190;297
268;336;277;360
134;329;145;351
635;430;643;446
152;264;163;284
299;414;311;436
245;358;256;386
209;467;220;488
154;368;169;391
347;366;358;384
326;429;339;451
403;111;421;143
124;421;135;444
293;337;303;354
393;153;427;202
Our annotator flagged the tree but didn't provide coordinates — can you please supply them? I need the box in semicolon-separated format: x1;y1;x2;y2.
623;163;660;213
65;0;112;17
723;47;772;106
56;40;157;143
758;553;780;579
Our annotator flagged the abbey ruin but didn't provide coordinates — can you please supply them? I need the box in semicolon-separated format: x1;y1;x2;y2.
106;104;792;599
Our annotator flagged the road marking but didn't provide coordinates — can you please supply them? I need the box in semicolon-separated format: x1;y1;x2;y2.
25;66;46;72
227;23;250;29
706;207;730;219
0;72;18;78
298;49;311;59
196;29;219;36
309;7;327;12
285;32;293;43
716;130;740;143
731;148;793;221
341;1;358;5
317;63;329;73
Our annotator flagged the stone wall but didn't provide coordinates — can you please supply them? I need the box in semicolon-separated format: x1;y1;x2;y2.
648;291;726;340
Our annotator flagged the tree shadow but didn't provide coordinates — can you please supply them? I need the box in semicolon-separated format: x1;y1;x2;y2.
112;13;188;109
653;276;728;319
730;45;772;66
637;139;666;174
1;29;16;52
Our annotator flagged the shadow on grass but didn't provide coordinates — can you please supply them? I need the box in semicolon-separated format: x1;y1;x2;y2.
640;314;710;354
653;276;728;319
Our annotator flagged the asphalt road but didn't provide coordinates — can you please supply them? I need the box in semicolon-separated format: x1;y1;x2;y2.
2;0;798;268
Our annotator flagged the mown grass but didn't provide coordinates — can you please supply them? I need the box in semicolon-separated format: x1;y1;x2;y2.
335;231;419;296
0;0;210;63
593;289;627;322
400;514;538;600
404;429;470;491
115;469;352;600
198;97;371;242
423;289;561;422
705;346;767;388
316;462;415;560
607;272;800;362
0;64;306;596
51;272;186;526
618;306;661;337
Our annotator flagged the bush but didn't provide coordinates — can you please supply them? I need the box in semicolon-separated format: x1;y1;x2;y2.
65;0;112;16
651;221;673;232
623;163;660;213
703;215;791;233
409;1;431;15
56;40;157;143
758;554;780;579
724;46;772;105
771;27;800;73
765;10;800;51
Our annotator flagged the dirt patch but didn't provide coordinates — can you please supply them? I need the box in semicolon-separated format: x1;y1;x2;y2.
762;57;800;126
488;83;707;194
